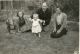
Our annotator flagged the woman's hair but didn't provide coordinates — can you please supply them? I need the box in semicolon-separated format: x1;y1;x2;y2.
56;7;63;12
17;11;24;17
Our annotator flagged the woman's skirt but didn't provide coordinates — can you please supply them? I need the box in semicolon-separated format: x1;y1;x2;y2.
21;18;32;32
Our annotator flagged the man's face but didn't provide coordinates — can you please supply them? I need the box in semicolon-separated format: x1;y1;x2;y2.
56;8;61;14
42;3;47;11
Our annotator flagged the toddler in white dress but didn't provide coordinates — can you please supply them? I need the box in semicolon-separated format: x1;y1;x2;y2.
29;13;44;37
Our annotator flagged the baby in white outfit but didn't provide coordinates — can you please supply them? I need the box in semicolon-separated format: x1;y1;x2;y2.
29;13;44;37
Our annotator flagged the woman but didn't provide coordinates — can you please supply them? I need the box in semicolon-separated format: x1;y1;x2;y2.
14;11;26;32
51;7;67;38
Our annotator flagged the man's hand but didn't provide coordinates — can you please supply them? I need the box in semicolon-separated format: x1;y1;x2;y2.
43;20;45;25
57;30;61;34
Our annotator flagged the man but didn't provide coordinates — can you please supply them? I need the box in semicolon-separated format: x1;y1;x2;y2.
36;2;52;31
51;7;67;38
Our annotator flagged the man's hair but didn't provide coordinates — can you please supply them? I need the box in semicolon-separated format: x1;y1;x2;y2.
42;2;47;6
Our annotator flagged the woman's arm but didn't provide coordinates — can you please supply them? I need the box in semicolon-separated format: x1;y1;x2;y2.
59;13;67;31
53;14;57;32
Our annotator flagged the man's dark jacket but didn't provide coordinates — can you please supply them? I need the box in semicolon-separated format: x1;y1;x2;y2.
36;8;52;26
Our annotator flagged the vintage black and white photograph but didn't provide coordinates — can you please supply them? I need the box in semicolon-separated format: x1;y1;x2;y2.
0;0;79;54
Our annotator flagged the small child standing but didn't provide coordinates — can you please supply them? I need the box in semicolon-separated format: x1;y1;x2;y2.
6;18;14;33
29;13;44;37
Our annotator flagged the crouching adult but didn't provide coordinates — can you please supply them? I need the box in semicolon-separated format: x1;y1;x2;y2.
13;11;26;33
36;2;52;32
51;7;67;38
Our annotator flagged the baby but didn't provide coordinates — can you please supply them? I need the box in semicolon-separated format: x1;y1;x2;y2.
29;13;45;37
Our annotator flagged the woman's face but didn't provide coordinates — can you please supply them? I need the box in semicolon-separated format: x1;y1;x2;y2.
18;12;23;17
56;8;61;14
